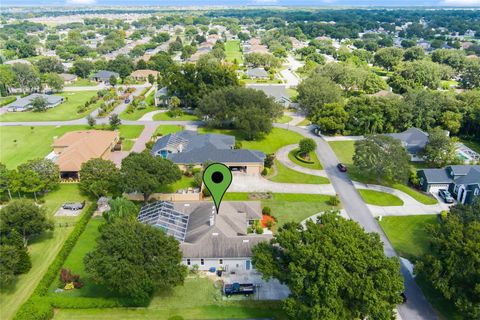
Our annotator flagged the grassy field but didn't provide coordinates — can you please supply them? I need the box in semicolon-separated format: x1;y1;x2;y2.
225;40;243;64
224;192;339;227
357;189;404;206
120;105;158;120
0;125;86;168
153;111;199;121
0;91;98;122
328;140;437;205
156;175;197;193
0;184;88;320
0;95;17;107
288;148;323;170
379;215;462;320
276;115;293;124
154;125;183;137
119;125;144;139
70;78;96;86
269;160;329;184
198;127;304;154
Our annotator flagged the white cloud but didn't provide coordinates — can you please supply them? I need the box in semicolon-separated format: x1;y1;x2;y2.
440;0;480;5
251;0;279;3
66;0;97;4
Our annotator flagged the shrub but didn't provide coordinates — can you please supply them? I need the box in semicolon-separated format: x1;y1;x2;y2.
264;154;275;168
261;168;268;176
234;141;242;149
255;225;264;234
262;206;271;216
13;297;53;320
266;219;273;229
299;138;317;156
328;195;340;206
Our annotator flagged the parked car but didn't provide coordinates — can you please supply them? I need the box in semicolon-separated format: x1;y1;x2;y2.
337;163;347;172
62;201;85;211
223;283;255;297
124;96;131;103
438;189;454;203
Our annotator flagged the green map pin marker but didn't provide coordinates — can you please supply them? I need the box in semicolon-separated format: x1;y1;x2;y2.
203;163;233;214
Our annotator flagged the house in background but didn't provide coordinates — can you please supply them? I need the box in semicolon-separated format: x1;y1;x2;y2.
386;128;429;162
91;70;119;83
246;84;292;108
6;94;64;112
417;165;480;204
58;73;78;85
48;130;120;179
137;200;272;272
130;69;159;82
246;67;269;79
154;87;170;106
150;130;265;175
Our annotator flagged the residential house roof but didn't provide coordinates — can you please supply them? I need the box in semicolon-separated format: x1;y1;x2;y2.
246;84;291;103
58;73;77;82
92;70;119;80
7;94;63;109
386;128;429;154
52;130;119;172
420;165;480;186
246;67;269;78
130;69;159;78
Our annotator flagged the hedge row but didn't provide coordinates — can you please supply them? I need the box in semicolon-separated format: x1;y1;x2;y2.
49;295;147;309
0;96;17;107
14;203;97;320
294;150;315;164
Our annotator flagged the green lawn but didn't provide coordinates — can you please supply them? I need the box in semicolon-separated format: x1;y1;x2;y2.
225;40;243;64
120;105;158;121
224;193;339;227
288;148;323;170
357;189;404;206
70;78;96;87
296;118;310;126
119;125;144;139
328;140;437;205
0;125;86;168
153;111;199;121
0;95;17;107
276;115;293;124
154;125;183;137
156;175;197;193
198;127;304;154
269;160;329;184
379;215;463;320
0;91;98;122
0;184;88;320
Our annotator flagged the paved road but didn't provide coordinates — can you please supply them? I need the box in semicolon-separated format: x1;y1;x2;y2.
274;123;438;320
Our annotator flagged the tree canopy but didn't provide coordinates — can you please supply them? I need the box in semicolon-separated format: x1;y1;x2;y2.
79;158;120;198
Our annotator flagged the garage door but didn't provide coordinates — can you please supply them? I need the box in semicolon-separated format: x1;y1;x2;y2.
428;184;450;193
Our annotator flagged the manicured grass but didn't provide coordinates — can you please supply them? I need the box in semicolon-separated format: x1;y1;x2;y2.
357;189;404;206
0;95;17;107
269;160;329;184
224;192;339;226
198;127;304;154
225;40;243;64
156;175;197;193
122;139;134;151
53;277;284;319
296;118;310;126
70;78;96;86
0;91;98;122
0;125;86;169
328;140;437;205
276;115;293;124
119;125;144;139
153;111;199;121
154;125;183;137
0;185;88;320
288;148;323;170
119;105;158;121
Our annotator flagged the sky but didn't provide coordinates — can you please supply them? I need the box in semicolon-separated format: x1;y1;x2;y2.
2;0;480;7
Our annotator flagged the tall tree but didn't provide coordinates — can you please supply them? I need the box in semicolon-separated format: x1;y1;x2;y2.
79;158;120;197
297;74;343;118
422;127;458;168
312;103;348;135
120;152;182;203
84;219;187;301
374;47;404;71
17;159;60;193
12;63;40;94
252;212;404;320
43;73;64;92
103;197;138;223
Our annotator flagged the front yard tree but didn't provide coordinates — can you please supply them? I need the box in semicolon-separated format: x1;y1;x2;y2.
44;73;64;92
422;127;457;168
297;74;343;119
312;102;348;134
84;219;187;302
109;74;117;87
416;200;480;319
79;158;120;197
121;152;182;203
31;96;48;112
0;199;54;245
374;47;404;71
87;114;96;128
109;113;121;130
353;135;410;183
252;212;404;319
17;158;60;193
298;138;317;157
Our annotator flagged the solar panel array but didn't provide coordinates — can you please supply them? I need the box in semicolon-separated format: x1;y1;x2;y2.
137;201;189;242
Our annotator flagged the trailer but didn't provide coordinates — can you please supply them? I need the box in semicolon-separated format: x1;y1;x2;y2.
223;282;255;297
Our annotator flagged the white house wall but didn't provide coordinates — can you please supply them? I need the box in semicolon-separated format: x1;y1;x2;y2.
183;257;254;272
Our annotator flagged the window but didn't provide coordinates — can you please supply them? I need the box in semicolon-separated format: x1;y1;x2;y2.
201;259;204;265
219;259;223;265
186;259;190;266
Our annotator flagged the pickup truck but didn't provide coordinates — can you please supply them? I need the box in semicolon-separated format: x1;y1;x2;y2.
223;283;255;297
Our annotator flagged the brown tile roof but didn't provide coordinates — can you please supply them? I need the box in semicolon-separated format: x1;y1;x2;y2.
52;130;119;172
130;69;159;78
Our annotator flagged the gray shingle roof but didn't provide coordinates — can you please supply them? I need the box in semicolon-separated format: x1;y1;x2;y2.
421;165;480;186
151;130;265;164
7;94;63;109
386;128;429;154
421;168;452;184
92;70;119;80
246;68;268;78
246;84;291;103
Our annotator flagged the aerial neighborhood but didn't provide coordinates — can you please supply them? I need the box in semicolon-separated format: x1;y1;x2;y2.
0;4;479;320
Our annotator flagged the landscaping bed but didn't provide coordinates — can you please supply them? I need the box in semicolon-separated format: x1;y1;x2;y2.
288;148;323;170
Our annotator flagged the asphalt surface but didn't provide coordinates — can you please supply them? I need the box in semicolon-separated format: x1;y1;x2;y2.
274;123;438;320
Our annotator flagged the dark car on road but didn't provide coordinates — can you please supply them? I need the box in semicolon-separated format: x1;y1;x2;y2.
337;163;347;172
62;201;85;211
438;189;454;203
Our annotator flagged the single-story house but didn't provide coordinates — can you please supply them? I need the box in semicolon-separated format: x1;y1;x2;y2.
246;67;269;79
138;200;272;272
386;128;429;162
130;69;159;82
48;130;120;179
151;130;265;175
154;86;169;106
417;165;480;204
58;73;77;84
91;70;119;83
6;94;64;112
246;84;291;108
